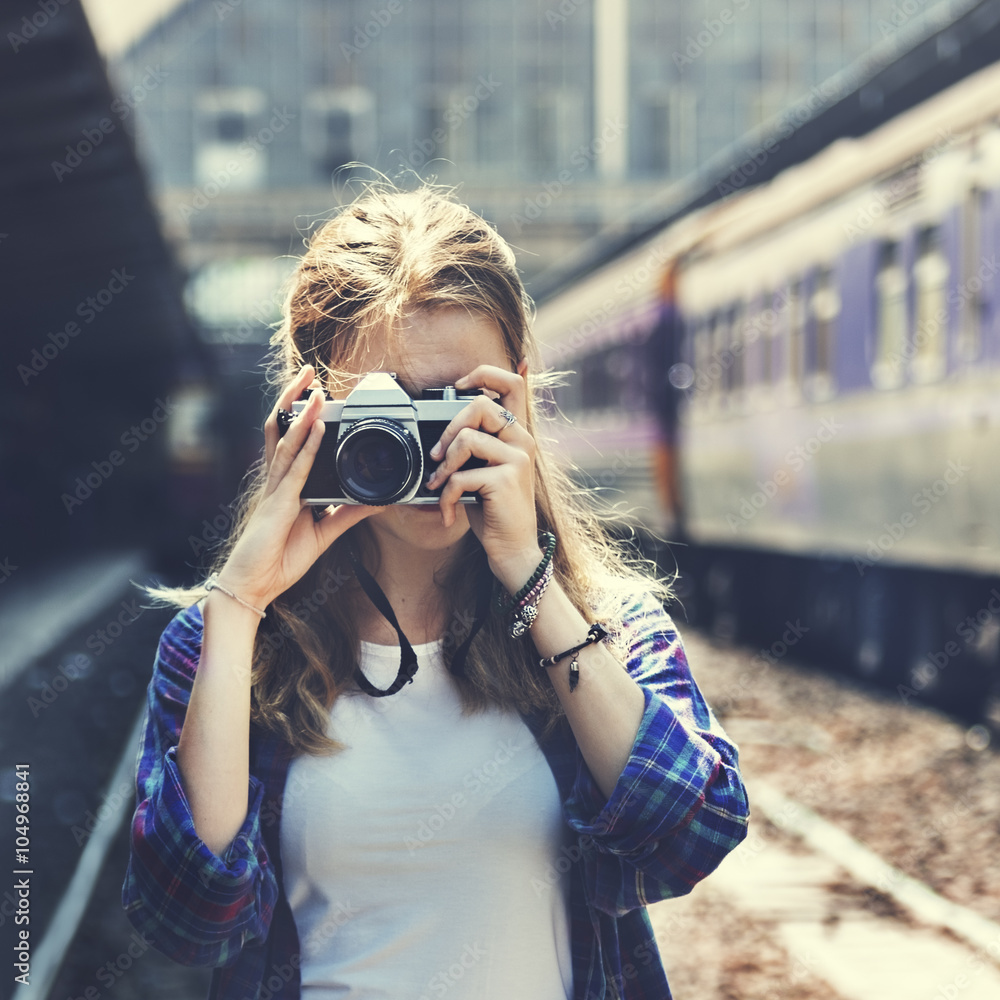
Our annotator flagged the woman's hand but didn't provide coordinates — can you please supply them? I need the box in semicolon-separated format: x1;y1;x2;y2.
216;365;378;610
425;363;543;593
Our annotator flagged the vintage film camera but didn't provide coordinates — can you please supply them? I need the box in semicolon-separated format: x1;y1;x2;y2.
276;372;486;506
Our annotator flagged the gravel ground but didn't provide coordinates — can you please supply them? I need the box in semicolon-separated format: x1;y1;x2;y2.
681;626;1000;924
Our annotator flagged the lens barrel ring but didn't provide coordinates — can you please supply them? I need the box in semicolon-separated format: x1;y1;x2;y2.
335;417;423;506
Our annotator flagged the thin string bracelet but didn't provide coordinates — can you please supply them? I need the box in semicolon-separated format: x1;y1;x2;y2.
205;574;267;619
538;624;610;668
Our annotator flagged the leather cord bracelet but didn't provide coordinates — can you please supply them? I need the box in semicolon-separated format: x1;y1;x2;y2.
539;622;609;691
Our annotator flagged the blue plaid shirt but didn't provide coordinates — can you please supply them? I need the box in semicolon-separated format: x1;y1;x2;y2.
123;592;748;999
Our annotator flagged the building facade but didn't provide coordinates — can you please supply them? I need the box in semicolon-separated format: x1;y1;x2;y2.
108;0;965;338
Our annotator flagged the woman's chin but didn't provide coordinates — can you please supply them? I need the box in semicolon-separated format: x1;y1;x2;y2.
374;503;471;546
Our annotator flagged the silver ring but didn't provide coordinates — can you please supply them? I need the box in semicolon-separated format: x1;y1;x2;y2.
497;406;517;430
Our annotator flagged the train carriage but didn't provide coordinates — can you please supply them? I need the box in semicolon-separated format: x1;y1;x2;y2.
534;57;1000;718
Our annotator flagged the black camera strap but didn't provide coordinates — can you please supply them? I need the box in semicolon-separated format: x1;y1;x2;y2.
347;546;491;697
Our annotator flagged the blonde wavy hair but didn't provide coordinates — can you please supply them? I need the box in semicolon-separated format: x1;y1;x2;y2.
155;183;670;755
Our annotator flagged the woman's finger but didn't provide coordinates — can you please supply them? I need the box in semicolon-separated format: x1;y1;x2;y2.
266;397;327;498
436;461;532;530
264;365;318;467
264;388;325;495
454;365;528;418
426;424;529;492
429;394;532;468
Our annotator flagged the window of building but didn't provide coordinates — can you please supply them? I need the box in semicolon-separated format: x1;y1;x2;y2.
525;90;584;175
911;225;949;382
635;90;671;174
194;88;267;190
304;88;375;179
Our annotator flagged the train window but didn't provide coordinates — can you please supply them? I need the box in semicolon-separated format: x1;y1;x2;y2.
691;315;712;409
727;304;746;399
809;268;839;391
756;294;777;388
710;311;729;402
785;279;806;390
911;226;949;383
872;241;907;389
959;188;987;364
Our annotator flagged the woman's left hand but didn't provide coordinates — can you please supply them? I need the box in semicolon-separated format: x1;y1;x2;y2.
425;363;543;592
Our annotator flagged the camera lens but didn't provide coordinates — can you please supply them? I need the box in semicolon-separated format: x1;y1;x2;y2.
336;419;420;504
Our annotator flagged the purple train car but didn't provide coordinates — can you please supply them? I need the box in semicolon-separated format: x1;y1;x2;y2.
535;59;1000;718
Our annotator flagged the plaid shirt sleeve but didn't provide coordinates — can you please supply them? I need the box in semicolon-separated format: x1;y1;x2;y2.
564;592;749;917
121;603;279;967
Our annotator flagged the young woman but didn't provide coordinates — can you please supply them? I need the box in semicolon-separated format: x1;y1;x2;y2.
123;185;749;1000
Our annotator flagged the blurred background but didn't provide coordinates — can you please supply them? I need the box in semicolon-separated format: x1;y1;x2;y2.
3;0;1000;997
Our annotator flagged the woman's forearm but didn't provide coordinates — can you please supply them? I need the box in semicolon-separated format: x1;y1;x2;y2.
176;591;262;857
493;547;646;802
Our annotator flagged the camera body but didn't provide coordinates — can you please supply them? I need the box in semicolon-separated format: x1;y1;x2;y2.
277;372;485;506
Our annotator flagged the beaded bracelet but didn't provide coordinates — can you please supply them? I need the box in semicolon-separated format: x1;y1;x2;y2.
539;623;609;691
205;574;267;619
495;531;556;617
509;559;554;637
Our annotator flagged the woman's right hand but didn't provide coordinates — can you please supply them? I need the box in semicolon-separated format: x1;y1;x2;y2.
214;364;378;610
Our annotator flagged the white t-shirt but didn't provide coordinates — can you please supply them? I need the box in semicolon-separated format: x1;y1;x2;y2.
280;639;574;999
